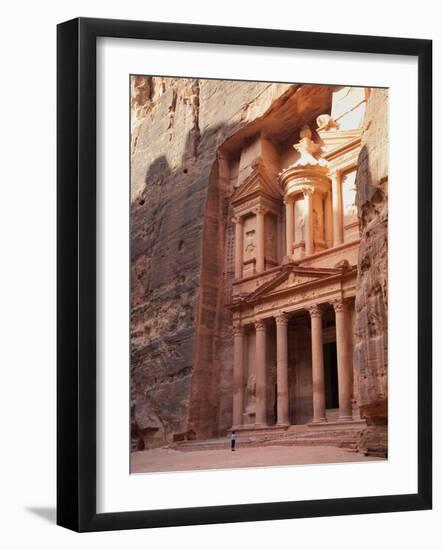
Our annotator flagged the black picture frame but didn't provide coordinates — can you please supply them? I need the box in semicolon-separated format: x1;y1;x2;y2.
57;17;432;532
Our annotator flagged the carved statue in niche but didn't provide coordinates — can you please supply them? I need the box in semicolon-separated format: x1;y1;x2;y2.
265;231;275;259
244;230;256;260
342;171;358;220
244;373;256;419
344;185;357;218
296;214;305;242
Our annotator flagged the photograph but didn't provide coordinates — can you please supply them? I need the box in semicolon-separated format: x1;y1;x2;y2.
129;76;389;474
0;1;434;542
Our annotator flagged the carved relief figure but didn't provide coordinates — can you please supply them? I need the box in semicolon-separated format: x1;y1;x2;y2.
265;232;275;259
245;373;256;417
342;170;358;222
296;214;305;242
244;230;256;260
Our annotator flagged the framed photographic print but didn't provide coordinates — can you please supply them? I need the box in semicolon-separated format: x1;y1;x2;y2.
57;17;432;532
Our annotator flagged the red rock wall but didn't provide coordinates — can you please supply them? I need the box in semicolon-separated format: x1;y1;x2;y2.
354;88;389;456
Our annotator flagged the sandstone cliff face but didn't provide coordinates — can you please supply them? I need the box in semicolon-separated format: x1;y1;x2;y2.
130;77;294;449
354;88;389;456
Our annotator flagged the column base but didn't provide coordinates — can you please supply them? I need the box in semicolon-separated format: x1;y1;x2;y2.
231;424;243;431
254;422;269;429
338;415;353;422
275;422;290;429
311;417;327;424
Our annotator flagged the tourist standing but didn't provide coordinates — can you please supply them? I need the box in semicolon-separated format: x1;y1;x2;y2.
231;430;237;451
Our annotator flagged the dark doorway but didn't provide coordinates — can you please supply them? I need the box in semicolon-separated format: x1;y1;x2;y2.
323;341;339;409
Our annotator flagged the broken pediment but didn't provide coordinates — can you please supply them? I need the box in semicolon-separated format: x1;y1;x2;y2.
231;159;281;206
314;113;362;158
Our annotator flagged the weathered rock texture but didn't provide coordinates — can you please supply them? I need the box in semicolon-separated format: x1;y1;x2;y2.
354;88;389;457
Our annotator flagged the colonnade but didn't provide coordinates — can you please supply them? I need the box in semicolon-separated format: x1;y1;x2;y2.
232;298;354;429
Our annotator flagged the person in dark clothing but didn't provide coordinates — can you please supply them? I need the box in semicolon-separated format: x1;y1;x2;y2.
231;430;237;451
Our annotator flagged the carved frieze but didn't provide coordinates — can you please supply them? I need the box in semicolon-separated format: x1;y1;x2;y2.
252;281;344;317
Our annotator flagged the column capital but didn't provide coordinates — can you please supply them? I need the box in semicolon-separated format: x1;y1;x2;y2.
284;195;295;206
307;304;323;318
254;318;266;331
331;298;347;313
232;214;243;225
302;186;315;197
275;312;288;326
253;206;268;216
233;322;245;336
329;169;341;181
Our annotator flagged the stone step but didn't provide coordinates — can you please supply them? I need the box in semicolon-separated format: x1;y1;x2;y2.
283;430;362;440
169;426;363;452
259;438;358;449
170;438;359;452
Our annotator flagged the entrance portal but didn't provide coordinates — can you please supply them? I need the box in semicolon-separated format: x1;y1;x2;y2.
323;341;339;410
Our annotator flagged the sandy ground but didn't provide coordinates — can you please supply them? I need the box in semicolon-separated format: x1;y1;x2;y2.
131;445;383;474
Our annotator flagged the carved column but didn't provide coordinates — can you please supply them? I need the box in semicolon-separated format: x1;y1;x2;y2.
275;313;289;426
324;191;333;248
308;305;326;423
233;216;243;280
331;171;344;247
332;299;353;420
255;318;267;426
304;188;314;256
232;322;245;428
255;207;266;273
285;197;294;258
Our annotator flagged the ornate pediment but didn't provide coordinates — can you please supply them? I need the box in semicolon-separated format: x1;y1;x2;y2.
276;272;319;289
231;159;281;206
245;265;342;303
